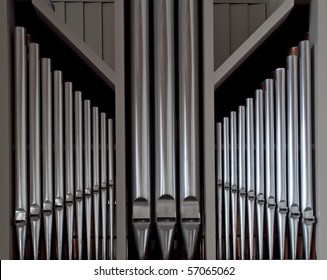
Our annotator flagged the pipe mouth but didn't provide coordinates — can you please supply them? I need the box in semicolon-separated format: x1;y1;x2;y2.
288;46;299;56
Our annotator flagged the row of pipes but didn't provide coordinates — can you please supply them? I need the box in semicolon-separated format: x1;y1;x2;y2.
14;26;116;260
215;39;315;260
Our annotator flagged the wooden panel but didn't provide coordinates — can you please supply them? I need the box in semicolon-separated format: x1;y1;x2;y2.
103;3;115;70
230;4;249;53
84;2;103;57
248;4;266;35
214;4;230;70
65;2;84;40
53;2;65;23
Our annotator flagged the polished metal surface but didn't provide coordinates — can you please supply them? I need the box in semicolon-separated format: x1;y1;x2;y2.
216;122;223;260
154;0;176;260
101;113;107;260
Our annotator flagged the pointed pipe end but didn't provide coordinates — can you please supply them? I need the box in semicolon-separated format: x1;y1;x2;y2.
66;204;74;260
133;222;150;260
289;216;299;260
267;207;275;260
44;214;53;260
76;200;83;260
55;208;64;260
277;211;287;259
181;220;201;260
303;221;314;259
31;219;41;260
16;224;27;260
157;222;176;260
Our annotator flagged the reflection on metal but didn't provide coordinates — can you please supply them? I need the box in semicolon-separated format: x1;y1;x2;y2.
216;122;223;260
101;113;107;260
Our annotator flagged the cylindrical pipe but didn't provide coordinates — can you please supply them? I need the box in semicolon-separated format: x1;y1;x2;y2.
299;40;315;259
75;91;83;260
15;26;28;260
64;81;74;260
255;89;265;260
41;58;53;260
54;70;64;260
275;68;287;259
238;106;246;260
29;42;41;260
101;113;107;260
179;0;201;260
93;107;100;260
131;0;151;260
216;122;223;260
154;0;176;260
286;47;300;260
84;100;92;260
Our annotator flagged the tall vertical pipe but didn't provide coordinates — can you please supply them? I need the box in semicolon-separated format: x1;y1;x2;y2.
275;68;288;259
101;113;107;259
54;70;64;260
246;98;255;260
223;117;230;260
108;119;115;259
179;0;201;259
299;40;315;259
75;91;83;259
255;89;265;260
29;42;41;260
286;47;300;260
14;26;28;260
264;78;276;260
42;58;53;260
84;100;92;259
93;107;100;260
65;81;74;260
216;122;223;260
238;106;246;260
154;0;176;260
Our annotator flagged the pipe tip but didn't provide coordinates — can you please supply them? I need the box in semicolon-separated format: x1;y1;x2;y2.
288;46;299;56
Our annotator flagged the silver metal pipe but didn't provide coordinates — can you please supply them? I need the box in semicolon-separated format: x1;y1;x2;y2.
238;106;246;260
216;122;223;260
131;0;151;260
54;70;64;260
84;100;92;260
223;117;230;260
14;26;28;260
93;107;100;260
230;112;238;260
264;78;276;260
154;0;176;260
64;81;74;260
41;58;53;260
101;113;107;260
255;89;265;260
246;98;255;260
29;42;41;260
299;40;315;259
108;119;115;260
179;0;201;260
275;68;288;259
75;91;83;260
286;47;300;260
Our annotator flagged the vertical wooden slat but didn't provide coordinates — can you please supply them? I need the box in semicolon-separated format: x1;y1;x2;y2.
54;2;65;23
65;2;84;40
230;4;248;53
103;3;115;70
84;2;103;58
214;4;230;70
248;4;266;36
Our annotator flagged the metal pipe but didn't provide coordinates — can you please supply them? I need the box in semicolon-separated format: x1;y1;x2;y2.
54;70;64;260
246;98;255;260
93;107;100;260
14;26;28;260
275;68;288;259
179;0;201;260
230;112;238;260
29;42;41;260
286;47;300;260
255;89;265;260
264;78;276;260
75;91;83;260
65;81;74;260
108;119;115;260
41;58;53;260
84;100;92;260
154;0;176;260
216;122;223;260
223;117;230;260
101;113;107;260
299;40;315;259
131;0;151;260
238;106;246;260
